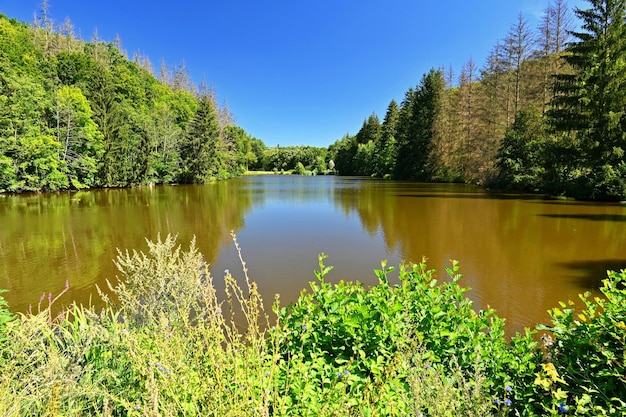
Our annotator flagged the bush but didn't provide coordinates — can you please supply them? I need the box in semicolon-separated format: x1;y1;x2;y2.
0;237;624;416
537;270;626;415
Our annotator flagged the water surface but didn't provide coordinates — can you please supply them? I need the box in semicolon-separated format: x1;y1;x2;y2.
1;176;625;334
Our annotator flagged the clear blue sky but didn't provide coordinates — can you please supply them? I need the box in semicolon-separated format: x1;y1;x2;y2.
2;0;586;148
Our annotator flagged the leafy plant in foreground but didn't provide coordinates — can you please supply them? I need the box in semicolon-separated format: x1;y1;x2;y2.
538;269;626;415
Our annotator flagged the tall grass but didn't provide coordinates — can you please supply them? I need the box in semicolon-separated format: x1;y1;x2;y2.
0;235;623;416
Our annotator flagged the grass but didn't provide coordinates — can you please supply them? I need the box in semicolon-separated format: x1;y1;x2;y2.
0;234;623;416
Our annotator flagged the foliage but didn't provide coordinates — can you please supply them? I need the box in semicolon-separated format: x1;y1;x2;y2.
178;94;221;183
537;269;626;415
548;0;626;200
0;237;624;415
261;145;328;174
496;109;548;190
329;0;626;200
0;14;258;193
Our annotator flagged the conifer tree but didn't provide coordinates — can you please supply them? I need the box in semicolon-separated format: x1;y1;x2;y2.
395;69;445;180
550;0;626;199
178;93;220;183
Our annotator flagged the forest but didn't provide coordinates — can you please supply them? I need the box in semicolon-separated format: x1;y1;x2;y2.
328;0;626;201
0;5;269;192
2;0;626;200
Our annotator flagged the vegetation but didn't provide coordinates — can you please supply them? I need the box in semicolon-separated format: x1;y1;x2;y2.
0;12;259;192
0;235;624;415
329;0;626;200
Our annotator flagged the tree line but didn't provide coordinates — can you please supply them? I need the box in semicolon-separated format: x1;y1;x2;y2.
0;4;263;193
329;0;626;200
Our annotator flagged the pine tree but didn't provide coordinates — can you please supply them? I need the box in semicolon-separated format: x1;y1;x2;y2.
178;94;220;183
395;69;445;180
549;0;626;199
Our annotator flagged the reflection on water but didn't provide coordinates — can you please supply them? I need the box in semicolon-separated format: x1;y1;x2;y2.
1;176;625;335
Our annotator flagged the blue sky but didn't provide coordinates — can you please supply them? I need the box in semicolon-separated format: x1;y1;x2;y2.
2;0;586;147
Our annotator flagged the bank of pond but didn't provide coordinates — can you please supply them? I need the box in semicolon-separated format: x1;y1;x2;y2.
0;235;623;416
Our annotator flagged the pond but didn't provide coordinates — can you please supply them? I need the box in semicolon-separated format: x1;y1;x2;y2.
1;175;625;335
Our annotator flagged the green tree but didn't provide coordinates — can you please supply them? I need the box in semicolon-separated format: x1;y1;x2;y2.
54;85;104;188
373;99;399;177
496;109;548;191
88;64;125;186
550;0;626;199
395;69;445;180
178;94;221;183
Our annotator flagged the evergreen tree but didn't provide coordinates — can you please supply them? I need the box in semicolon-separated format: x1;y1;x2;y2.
549;0;626;199
395;69;445;180
496;109;547;190
88;64;125;186
178;94;220;183
374;100;399;177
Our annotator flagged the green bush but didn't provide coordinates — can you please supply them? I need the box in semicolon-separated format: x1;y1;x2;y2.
537;270;626;415
0;237;624;416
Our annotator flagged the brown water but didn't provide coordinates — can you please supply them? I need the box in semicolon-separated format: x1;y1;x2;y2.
1;176;625;335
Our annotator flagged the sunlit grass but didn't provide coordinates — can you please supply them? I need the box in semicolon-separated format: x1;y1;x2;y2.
0;234;624;416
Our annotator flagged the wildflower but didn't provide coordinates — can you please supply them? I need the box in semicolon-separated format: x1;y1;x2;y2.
155;362;161;367
165;369;172;375
505;385;512;392
120;329;130;334
558;403;568;414
225;269;230;275
337;372;343;378
65;280;69;289
134;405;139;411
265;372;271;377
40;294;45;303
48;293;52;303
504;399;512;407
494;399;501;406
343;369;350;376
216;308;223;314
302;325;308;331
158;366;164;372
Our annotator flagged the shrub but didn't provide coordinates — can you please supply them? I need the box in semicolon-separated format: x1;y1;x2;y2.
537;270;626;415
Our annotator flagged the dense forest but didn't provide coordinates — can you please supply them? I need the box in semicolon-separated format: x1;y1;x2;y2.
2;0;626;200
0;4;270;192
329;0;626;200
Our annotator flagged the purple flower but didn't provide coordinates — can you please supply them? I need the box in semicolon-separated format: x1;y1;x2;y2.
65;280;69;289
504;398;512;407
505;385;512;392
558;403;568;414
302;325;308;331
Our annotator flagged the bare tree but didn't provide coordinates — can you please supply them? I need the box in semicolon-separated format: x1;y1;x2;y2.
504;13;534;117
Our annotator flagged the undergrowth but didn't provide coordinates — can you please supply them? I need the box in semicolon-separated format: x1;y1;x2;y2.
0;234;623;416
